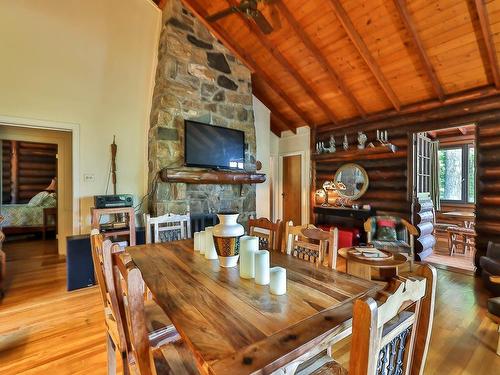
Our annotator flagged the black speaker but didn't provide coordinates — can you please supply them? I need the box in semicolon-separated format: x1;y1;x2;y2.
66;228;146;291
66;234;95;291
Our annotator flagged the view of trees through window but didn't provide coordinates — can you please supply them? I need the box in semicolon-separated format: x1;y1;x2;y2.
438;145;475;203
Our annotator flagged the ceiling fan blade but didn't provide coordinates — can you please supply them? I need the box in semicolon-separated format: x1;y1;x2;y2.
206;6;239;22
252;10;273;34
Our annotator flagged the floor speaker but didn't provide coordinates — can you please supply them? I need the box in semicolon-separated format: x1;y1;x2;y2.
66;228;146;291
66;234;95;291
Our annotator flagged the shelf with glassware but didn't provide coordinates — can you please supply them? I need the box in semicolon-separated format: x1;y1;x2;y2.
313;130;399;162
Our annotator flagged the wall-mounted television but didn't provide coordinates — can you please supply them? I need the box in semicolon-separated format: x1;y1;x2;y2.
184;120;245;170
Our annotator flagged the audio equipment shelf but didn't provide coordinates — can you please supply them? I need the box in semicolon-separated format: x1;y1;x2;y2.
159;168;266;185
91;207;136;246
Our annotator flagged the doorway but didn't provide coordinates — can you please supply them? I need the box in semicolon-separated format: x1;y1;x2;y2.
0;125;72;256
282;154;302;225
412;125;476;273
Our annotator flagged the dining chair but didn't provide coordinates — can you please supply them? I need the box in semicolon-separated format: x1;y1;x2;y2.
90;230;177;374
285;222;339;269
144;213;191;244
248;217;282;252
446;226;476;257
118;259;200;374
300;264;437;375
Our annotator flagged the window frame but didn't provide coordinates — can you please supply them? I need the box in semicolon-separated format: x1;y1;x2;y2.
439;144;475;204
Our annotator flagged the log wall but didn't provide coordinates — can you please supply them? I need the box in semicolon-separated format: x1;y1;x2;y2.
1;140;57;204
312;94;500;270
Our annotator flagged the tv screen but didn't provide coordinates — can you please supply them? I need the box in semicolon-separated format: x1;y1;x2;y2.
184;120;245;170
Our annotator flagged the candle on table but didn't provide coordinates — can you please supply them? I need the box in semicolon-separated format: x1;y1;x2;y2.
194;232;201;252
199;230;206;254
270;267;286;295
254;250;270;285
204;227;218;260
239;236;258;279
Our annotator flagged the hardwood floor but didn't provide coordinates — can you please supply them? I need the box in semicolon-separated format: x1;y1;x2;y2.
0;240;107;374
423;231;476;273
0;240;499;374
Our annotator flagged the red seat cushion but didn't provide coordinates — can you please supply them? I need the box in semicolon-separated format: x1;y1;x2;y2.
317;225;360;248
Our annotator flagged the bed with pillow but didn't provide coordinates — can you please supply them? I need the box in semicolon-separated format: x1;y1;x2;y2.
0;191;57;237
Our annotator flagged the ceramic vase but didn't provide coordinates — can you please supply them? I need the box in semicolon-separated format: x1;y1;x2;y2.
213;212;244;267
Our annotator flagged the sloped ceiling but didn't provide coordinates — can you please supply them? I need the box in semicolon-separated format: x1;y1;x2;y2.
155;0;500;135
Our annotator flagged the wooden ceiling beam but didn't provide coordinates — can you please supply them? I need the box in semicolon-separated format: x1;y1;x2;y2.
271;114;290;134
181;0;312;128
274;0;367;118
317;86;500;134
328;0;401;111
474;0;500;89
226;0;339;125
393;0;445;102
270;121;283;137
253;84;297;133
458;126;468;135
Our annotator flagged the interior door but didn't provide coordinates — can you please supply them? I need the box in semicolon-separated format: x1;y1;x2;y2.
282;154;301;225
413;132;433;196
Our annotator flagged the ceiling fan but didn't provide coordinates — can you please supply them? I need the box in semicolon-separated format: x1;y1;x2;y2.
206;0;275;34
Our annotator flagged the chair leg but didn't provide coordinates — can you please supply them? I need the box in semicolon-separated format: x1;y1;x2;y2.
107;333;117;375
497;325;500;356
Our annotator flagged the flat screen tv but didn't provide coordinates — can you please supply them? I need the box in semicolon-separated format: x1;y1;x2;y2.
184;120;245;170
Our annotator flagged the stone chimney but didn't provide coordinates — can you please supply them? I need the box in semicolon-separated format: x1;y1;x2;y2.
148;0;256;225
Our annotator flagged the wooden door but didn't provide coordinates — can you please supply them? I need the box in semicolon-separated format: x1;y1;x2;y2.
282;155;301;225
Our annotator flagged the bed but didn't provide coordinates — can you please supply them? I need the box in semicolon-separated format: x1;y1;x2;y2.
0;192;57;239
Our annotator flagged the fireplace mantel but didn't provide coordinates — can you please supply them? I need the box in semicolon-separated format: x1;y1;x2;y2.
159;168;266;185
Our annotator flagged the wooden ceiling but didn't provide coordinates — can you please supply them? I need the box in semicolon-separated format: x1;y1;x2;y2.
156;0;500;135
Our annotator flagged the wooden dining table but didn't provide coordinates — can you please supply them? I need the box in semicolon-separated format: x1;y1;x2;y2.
121;239;380;375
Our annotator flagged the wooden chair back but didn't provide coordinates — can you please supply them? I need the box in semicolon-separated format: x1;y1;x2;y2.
248;217;282;252
144;213;191;244
349;265;437;375
284;222;339;269
90;230;128;353
118;260;156;375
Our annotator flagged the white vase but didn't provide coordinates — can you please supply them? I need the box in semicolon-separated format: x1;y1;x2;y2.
213;212;244;267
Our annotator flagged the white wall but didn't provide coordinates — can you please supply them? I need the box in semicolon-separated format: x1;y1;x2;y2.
0;0;161;233
253;96;282;221
271;127;311;225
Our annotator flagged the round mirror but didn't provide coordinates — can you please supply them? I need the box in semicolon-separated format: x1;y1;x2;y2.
333;163;369;200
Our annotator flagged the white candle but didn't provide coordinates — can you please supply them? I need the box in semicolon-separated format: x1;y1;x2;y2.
199;230;206;254
239;236;258;279
204;227;218;260
194;232;201;252
270;267;287;295
254;250;270;285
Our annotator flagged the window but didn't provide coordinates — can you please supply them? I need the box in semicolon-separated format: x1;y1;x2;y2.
438;145;475;203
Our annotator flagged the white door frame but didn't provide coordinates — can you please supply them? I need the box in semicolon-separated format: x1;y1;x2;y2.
0;115;80;236
278;151;308;225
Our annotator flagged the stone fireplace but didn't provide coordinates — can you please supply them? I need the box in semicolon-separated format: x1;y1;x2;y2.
148;0;256;225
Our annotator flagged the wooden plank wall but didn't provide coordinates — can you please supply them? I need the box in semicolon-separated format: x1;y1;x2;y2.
313;132;410;219
476;120;500;268
1;140;57;204
313;94;500;270
2;141;12;204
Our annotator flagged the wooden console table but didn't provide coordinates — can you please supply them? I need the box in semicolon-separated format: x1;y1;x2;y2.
91;207;136;246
